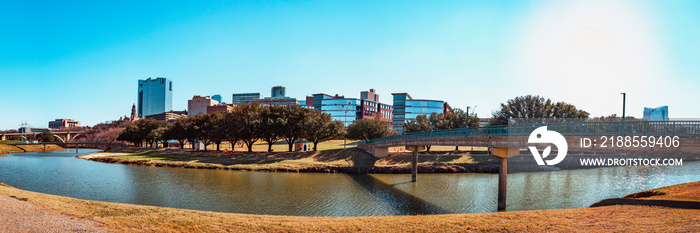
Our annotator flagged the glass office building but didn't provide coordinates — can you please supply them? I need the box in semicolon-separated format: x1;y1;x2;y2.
232;93;262;105
392;93;451;133
320;99;360;127
271;86;286;98
643;106;669;120
138;77;173;118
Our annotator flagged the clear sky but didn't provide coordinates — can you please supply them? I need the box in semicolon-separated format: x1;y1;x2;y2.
1;0;699;130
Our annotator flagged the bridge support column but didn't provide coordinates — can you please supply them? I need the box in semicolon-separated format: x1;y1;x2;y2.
406;146;426;182
1;135;6;141
490;147;520;210
373;147;389;158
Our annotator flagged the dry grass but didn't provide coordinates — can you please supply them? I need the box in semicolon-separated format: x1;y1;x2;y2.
15;144;63;152
0;182;698;232
628;181;700;202
0;145;23;154
186;139;358;152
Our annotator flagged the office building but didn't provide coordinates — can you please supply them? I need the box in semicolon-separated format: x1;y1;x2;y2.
256;97;300;106
145;110;187;123
643;106;669;121
232;93;262;105
392;93;452;133
187;95;219;116
18;127;51;134
361;89;378;102
48;119;81;129
211;94;223;103
207;104;236;114
271;86;286;98
138;77;173;118
315;90;393;127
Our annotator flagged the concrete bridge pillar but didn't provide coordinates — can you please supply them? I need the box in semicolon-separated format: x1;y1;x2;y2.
406;146;426;182
489;147;520;210
1;134;5;141
373;147;389;158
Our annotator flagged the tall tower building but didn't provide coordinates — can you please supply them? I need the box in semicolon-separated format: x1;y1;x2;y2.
138;77;173;118
271;86;286;98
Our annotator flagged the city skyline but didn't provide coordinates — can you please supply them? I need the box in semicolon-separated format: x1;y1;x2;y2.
2;0;700;129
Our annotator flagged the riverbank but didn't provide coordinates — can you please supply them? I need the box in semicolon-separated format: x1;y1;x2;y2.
81;145;700;174
80;146;500;174
0;143;63;155
0;181;697;232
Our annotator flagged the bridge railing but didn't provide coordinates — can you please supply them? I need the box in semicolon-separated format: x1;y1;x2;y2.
363;120;700;144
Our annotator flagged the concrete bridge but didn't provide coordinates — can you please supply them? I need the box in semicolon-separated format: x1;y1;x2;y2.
0;131;85;142
358;120;700;210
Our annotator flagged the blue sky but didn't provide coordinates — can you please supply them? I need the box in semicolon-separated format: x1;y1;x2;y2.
1;0;699;129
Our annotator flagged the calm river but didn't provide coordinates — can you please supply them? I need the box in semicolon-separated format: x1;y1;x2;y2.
0;149;698;216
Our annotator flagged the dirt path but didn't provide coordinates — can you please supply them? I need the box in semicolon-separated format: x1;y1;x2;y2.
0;195;110;232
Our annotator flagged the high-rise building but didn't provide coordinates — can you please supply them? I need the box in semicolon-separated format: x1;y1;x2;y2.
361;89;378;102
271;86;286;98
187;95;219;116
138;77;173;118
643;106;669;120
211;94;223;103
48;119;81;129
232;93;262;105
314;90;392;127
392;93;452;133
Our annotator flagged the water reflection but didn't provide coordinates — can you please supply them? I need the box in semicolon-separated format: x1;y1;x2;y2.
347;174;450;215
0;149;698;216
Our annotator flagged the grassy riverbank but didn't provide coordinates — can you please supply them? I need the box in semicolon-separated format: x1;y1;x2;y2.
0;141;63;154
83;143;499;173
0;181;698;232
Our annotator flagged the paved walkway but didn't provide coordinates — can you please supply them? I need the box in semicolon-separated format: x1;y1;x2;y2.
0;195;109;232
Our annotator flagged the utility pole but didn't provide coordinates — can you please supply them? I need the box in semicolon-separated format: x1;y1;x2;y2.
621;93;626;121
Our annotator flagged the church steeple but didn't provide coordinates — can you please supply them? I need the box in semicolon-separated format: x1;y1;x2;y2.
130;104;138;121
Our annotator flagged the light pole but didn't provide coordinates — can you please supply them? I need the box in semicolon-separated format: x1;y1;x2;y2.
621;93;626;121
465;106;476;130
339;101;353;149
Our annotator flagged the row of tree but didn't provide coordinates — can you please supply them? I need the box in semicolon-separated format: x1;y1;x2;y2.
117;104;351;152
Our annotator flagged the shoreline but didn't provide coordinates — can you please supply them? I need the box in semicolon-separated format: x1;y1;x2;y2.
0;181;697;232
78;147;700;174
0;144;63;155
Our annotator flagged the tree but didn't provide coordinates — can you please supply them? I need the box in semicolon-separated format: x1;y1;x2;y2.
37;131;54;142
402;113;445;151
167;118;190;149
258;105;285;152
281;105;312;152
347;116;397;142
117;124;142;146
489;95;589;125
305;112;345;151
137;119;169;147
232;103;261;152
146;126;168;148
205;112;228;152
402;114;431;133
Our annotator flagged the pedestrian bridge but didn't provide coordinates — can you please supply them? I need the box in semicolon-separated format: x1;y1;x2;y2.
358;120;700;158
357;120;700;210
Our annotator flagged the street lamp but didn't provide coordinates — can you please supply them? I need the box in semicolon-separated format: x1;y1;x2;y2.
466;106;476;132
621;93;626;121
337;101;353;149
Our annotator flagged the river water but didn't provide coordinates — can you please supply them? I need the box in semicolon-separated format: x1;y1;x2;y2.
0;149;698;216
